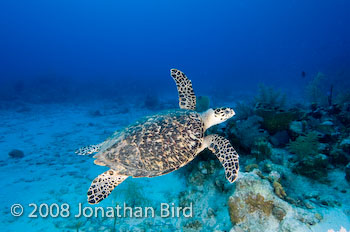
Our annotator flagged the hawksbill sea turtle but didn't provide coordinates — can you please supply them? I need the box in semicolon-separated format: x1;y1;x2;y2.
76;69;240;204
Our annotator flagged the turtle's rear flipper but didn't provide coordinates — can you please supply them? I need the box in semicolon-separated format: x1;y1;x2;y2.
75;143;103;155
87;169;128;204
204;134;239;183
170;69;197;110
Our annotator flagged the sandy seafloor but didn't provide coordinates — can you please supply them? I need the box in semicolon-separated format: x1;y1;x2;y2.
0;100;349;232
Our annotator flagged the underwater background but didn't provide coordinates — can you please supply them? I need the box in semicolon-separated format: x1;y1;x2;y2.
0;0;350;231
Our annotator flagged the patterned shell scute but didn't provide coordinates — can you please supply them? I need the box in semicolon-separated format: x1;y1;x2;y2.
99;110;204;177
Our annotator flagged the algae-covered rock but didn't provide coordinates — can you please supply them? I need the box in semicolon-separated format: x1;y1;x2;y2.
329;148;349;165
251;139;272;162
229;115;267;150
228;196;245;225
188;170;206;186
280;218;313;232
9;149;24;158
268;171;281;182
292;154;329;180
273;181;287;199
289;121;304;136
228;172;318;232
256;109;300;134
338;110;350;127
178;190;195;209
345;163;350;183
244;164;259;172
272;206;287;221
183;220;203;232
317;120;335;135
340;137;350;152
270;130;290;147
245;193;274;215
287;132;320;159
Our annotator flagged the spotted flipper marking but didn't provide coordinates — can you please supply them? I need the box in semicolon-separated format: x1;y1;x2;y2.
75;143;103;156
204;134;239;183
170;69;196;110
87;169;128;204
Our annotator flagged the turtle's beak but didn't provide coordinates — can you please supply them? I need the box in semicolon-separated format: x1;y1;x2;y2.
230;109;236;118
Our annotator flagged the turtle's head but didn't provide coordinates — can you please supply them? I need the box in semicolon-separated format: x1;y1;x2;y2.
201;107;235;131
213;107;235;121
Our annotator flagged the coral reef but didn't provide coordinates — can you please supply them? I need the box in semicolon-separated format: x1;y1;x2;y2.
251;139;272;162
255;84;287;110
338;105;350;127
252;84;302;134
292;154;329;180
2;83;350;232
287;132;320;159
306;72;328;106
234;100;255;120
256;108;301;134
228;115;267;150
335;92;350;105
2;77;350;232
287;129;331;179
270;130;290;147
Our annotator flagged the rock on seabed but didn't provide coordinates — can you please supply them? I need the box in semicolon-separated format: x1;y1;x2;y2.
8;149;24;158
228;171;319;232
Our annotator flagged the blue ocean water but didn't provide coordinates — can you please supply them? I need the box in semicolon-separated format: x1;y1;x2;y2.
0;0;349;231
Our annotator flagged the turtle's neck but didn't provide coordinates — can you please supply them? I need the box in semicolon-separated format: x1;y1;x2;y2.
200;109;216;132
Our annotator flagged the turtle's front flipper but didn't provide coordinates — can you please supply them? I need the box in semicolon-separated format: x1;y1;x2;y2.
87;169;128;204
170;69;197;110
75;143;103;156
204;134;239;183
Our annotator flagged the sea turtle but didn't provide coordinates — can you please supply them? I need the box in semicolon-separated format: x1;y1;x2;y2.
76;69;239;204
